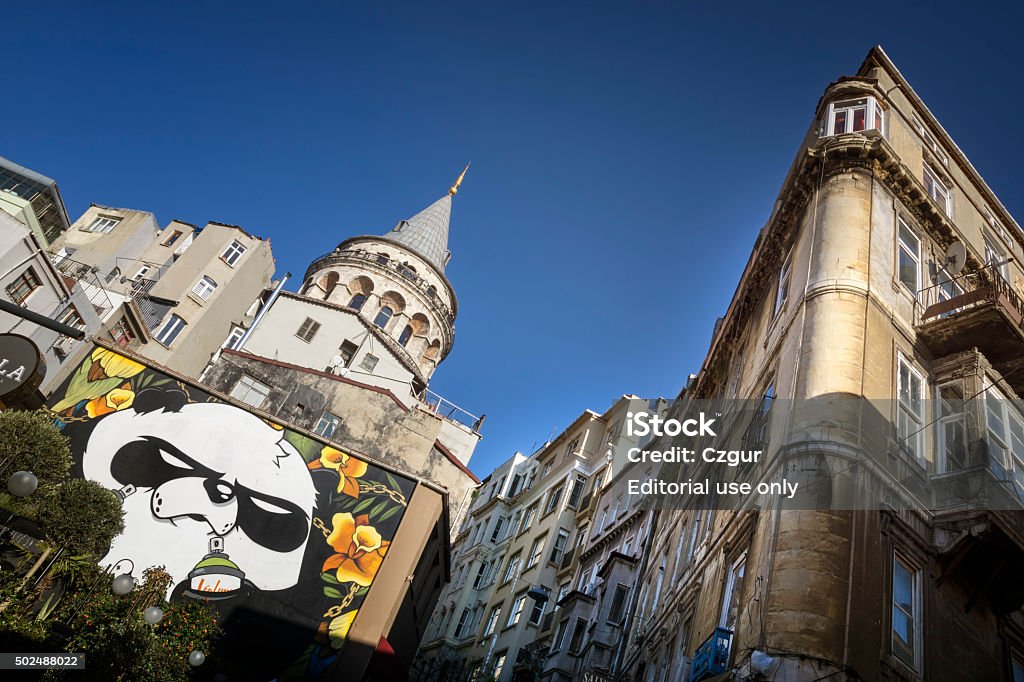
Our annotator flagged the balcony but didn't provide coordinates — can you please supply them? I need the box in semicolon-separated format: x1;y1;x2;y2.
422;389;484;433
917;269;1024;397
688;627;732;682
50;256;114;320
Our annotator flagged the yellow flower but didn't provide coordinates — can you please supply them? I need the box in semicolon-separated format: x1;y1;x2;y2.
326;610;358;649
89;348;146;380
85;387;136;417
308;447;367;497
322;513;389;586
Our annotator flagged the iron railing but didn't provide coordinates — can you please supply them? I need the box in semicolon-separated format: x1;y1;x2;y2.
49;257;114;320
688;627;732;682
917;264;1024;325
424;389;484;433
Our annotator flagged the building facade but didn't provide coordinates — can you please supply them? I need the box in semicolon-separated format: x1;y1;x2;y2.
0;154;71;246
414;395;667;682
621;46;1024;682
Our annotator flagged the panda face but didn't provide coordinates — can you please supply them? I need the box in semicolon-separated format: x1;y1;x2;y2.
83;401;318;594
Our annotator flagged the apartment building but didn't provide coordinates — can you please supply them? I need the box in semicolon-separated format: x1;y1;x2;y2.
0;154;71;246
415;395;667;682
621;46;1024;682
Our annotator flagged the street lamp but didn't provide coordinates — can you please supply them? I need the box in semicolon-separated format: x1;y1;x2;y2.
188;651;206;667
7;470;38;498
143;606;164;625
111;574;135;596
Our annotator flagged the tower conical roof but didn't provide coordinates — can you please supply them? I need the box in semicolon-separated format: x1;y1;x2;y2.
385;194;452;271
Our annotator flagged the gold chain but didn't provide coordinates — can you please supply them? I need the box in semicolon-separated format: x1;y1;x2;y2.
322;584;360;618
312;517;331;538
358;480;407;506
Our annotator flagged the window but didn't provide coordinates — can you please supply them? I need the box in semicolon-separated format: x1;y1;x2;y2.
155;314;187;346
719;553;747;632
503;552;521;584
623;535;634;556
222;240;247;266
519;505;538;534
134;265;151;281
575;524;588;548
163;230;183;246
6;268;42;305
339;340;358;366
892;554;921;670
490;516;507;543
826;97;883;136
897;218;921;294
110;317;136;347
912;117;948;166
566;474;587;509
314;413;341;439
230;374;272;408
1012;655;1024;682
549;528;570;564
491;651;507;680
192;275;217;301
897;354;925;465
484;605;502;636
86;216;120;233
296;317;321;343
568;617;588;653
545;484;564;514
774;249;792;318
57;305;85;331
984;232;1009;280
984;381;1024;492
509;472;525;497
472;561;489;590
528;597;545;626
359;353;379;372
937;383;967;472
398;325;414;347
507;592;527;627
754;381;775;447
579;567;592;592
527;534;546;568
934;265;963;307
608;584;629;624
223;325;245;350
373;306;393;328
923;165;951;216
552;619;570;652
453;608;473;639
564;436;580;459
348;294;367;310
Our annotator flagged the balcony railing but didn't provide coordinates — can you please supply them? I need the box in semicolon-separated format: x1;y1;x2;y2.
50;256;114;320
688;627;732;682
423;389;484;433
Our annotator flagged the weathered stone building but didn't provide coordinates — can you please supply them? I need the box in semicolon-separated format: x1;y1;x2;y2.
621;46;1024;682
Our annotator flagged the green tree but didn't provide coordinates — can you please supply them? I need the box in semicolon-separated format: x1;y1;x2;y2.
0;410;72;485
35;480;125;557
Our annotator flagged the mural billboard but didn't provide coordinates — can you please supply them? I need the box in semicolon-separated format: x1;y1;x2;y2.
44;346;416;679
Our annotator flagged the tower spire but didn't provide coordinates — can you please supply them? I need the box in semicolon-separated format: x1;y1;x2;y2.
449;163;471;196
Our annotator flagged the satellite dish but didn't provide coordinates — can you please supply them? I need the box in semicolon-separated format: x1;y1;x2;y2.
329;354;343;368
945;241;967;276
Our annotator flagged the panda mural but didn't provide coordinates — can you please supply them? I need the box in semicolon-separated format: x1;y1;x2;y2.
46;347;415;680
83;399;317;596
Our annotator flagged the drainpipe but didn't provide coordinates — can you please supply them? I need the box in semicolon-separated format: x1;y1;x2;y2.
237;272;290;351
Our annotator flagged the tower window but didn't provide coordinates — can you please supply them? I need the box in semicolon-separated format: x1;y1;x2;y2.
398;325;414;346
349;294;367;310
373;306;394;329
825;97;883;136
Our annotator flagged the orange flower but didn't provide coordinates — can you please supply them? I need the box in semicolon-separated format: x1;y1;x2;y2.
322;513;389;586
85;387;136;417
308;447;367;497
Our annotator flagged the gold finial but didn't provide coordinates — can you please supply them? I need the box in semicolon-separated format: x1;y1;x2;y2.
449;162;470;196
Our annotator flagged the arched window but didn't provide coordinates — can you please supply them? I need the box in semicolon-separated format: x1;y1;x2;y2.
426;285;437;299
349;294;367;310
322;272;340;299
398;325;414;347
374;306;393;329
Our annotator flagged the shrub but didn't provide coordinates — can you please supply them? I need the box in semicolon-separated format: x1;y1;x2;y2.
0;410;72;485
35;480;125;557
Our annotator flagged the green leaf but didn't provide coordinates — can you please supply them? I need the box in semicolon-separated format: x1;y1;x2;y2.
385;472;401;492
323;586;343;599
321;572;340;585
355;586;369;596
369;501;389;518
377;505;404;523
353;497;376;514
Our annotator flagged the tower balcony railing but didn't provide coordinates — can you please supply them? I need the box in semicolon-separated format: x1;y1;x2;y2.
306;248;455;324
423;389;483;433
688;627;732;682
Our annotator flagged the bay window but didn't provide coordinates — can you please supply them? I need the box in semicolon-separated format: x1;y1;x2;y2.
825;97;884;136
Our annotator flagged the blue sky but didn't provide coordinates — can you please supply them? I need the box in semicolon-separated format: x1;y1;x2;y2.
5;1;1023;476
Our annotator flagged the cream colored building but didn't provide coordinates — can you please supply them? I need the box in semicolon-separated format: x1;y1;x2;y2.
621;46;1024;682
